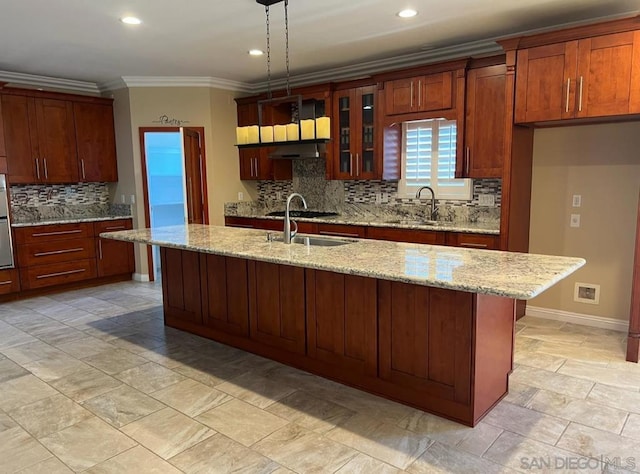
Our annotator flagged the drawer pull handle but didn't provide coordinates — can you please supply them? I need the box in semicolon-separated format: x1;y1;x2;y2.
319;230;359;237
460;242;488;248
32;229;82;237
36;268;86;279
105;226;125;231
34;247;84;257
0;281;12;286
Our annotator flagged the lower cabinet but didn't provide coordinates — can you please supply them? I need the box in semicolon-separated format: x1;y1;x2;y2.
160;247;203;324
248;261;306;354
0;269;20;295
95;220;135;277
20;259;97;290
366;226;446;244
446;232;500;250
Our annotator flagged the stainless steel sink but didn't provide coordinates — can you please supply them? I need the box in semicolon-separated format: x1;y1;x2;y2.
268;233;355;247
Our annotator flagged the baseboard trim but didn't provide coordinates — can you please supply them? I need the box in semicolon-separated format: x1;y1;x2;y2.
525;306;629;333
133;273;150;283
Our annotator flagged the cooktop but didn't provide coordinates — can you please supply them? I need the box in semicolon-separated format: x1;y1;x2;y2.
266;211;339;219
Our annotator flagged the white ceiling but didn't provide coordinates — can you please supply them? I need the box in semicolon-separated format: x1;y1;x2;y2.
1;0;639;91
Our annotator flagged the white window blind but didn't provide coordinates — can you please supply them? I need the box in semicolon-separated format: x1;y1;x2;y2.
399;119;472;200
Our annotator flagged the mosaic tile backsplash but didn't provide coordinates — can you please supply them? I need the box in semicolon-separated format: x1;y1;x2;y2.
9;183;131;224
251;159;501;223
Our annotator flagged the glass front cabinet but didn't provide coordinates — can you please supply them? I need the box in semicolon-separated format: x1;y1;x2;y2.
332;85;378;180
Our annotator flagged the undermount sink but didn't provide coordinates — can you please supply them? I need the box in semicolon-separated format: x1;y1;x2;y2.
268;233;355;247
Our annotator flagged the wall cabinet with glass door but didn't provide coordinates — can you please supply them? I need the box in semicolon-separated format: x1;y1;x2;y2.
332;85;378;180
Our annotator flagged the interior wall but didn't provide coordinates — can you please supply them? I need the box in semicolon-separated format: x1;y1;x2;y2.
529;122;640;322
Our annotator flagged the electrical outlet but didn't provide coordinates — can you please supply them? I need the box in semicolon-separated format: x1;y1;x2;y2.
478;194;495;206
381;193;389;203
572;194;582;207
375;193;382;204
275;191;283;200
130;194;135;204
238;192;244;201
121;194;125;204
574;283;600;304
570;214;580;228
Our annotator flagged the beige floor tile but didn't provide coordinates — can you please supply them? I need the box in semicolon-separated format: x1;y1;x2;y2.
114;361;185;394
108;332;167;354
587;384;640;414
22;352;90;382
50;367;122;402
510;364;594;398
0;357;30;383
121;407;214;459
14;455;74;473
326;413;431;469
407;441;511;474
82;384;166;428
502;380;539;407
55;337;119;359
265;390;355;433
484;430;589;472
556;422;640;460
518;326;586;345
0;326;38;350
136;346;198;369
86;445;182;473
254;423;359;473
151;378;232;417
9;393;93;438
36;327;86;346
0;374;58;411
558;360;640;390
170;433;280;473
2;340;67;365
527;389;628;433
196;399;288;447
0;426;53;472
482;401;569;445
82;348;148;375
622;413;640;441
39;417;136;472
513;349;566;371
0;410;18;432
172;358;242;387
216;372;297;409
334;453;400;474
533;340;614;365
518;316;566;329
457;422;504;457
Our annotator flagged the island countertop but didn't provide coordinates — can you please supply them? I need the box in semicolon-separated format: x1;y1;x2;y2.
102;224;585;300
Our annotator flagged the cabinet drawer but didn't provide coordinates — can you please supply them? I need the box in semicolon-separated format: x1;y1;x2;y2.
225;217;258;229
367;226;445;245
446;233;500;250
14;223;94;244
94;219;133;234
20;259;97;290
0;268;20;295
316;223;366;238
17;237;96;267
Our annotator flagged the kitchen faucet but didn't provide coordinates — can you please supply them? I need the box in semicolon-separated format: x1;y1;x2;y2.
416;186;438;221
284;193;308;244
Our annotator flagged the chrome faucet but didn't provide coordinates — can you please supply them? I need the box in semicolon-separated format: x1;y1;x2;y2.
416;186;438;221
284;193;308;244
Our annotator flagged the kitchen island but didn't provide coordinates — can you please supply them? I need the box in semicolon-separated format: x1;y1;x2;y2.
102;224;584;426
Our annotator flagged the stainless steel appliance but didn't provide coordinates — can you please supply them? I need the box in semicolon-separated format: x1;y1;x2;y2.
0;175;14;269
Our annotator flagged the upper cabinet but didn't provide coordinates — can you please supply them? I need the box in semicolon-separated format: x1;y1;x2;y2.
1;89;118;184
462;64;507;178
515;30;640;123
332;85;378;180
385;72;453;115
0;94;6;174
74;102;118;182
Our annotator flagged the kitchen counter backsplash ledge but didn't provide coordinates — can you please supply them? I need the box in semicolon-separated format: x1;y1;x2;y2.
11;203;132;227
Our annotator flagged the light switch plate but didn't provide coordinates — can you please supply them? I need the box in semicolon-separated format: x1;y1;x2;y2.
570;214;580;227
572;195;582;207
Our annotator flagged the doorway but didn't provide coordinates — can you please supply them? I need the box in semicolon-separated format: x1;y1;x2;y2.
140;127;208;281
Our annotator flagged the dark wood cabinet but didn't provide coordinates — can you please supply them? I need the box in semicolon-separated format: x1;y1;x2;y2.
200;255;249;337
333;85;378;179
1;94;38;183
14;222;94;244
74;102;118;182
20;259;97;290
306;270;377;376
316;223;366;238
366;226;446;245
0;269;20;295
248;260;306;354
160;247;203;324
17;237;95;267
385;72;453;115
515;31;640;123
95;220;134;277
462;65;507;178
446;232;500;250
0;95;6;173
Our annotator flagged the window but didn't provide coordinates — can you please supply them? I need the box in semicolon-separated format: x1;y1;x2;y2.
398;119;472;200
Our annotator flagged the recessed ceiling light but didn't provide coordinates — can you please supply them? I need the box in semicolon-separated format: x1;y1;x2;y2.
397;9;418;18
121;16;142;25
248;49;265;56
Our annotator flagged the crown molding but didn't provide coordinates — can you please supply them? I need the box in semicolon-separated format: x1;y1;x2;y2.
99;76;254;93
0;70;101;95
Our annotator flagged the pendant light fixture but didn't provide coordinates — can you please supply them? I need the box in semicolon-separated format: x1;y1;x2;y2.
256;0;292;99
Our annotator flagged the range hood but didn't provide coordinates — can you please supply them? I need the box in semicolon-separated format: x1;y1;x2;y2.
268;142;327;159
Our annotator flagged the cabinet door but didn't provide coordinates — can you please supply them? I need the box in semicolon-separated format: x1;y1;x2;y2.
333;89;356;178
239;148;258;180
576;31;640;118
306;270;377;376
0;96;6;173
1;94;38;183
446;232;499;250
384;78;415;115
201;255;249;336
160;247;202;324
237;102;259;127
515;42;578;123
366;226;446;245
74;102;118;182
378;282;472;404
249;261;306;354
34;99;78;183
418;72;453;112
0;269;20;295
464;65;507;178
95;220;134;277
356;86;378;179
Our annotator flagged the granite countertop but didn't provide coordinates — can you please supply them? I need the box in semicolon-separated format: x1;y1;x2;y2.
11;215;133;227
101;224;584;300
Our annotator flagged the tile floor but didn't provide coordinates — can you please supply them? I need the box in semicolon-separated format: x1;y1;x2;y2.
1;281;639;473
